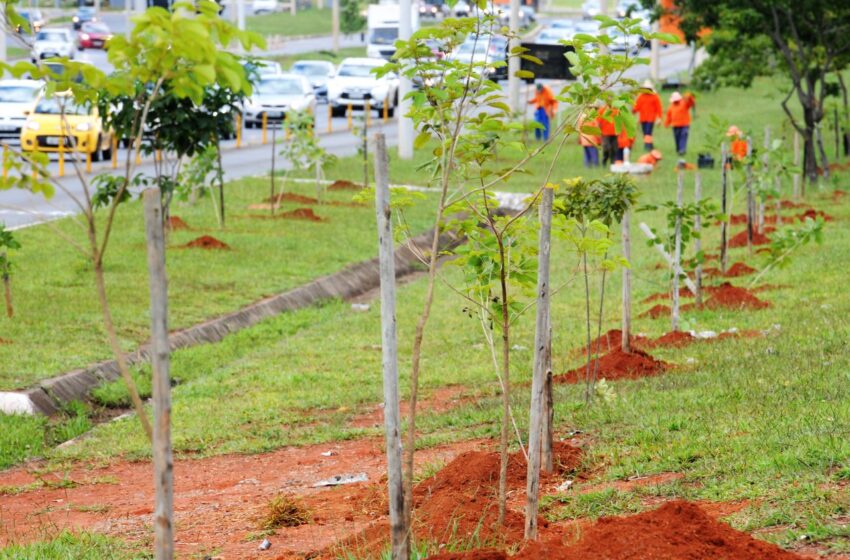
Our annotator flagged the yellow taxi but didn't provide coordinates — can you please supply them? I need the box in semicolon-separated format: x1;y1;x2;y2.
20;93;113;161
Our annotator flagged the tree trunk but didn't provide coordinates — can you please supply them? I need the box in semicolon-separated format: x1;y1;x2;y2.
270;126;277;216
215;141;225;228
525;187;553;540
720;143;729;273
621;210;631;352
498;258;511;527
745;137;754;255
2;254;12;319
142;189;175;560
672;172;683;332
694;173;702;307
373;134;408;560
816;123;831;180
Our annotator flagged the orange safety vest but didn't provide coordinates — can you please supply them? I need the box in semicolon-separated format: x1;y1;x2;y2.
597;106;619;136
633;92;663;123
530;86;558;117
664;101;691;127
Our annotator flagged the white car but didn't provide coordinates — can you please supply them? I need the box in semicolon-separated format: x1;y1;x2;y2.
0;79;42;140
244;58;282;79
252;0;277;14
32;28;76;60
290;60;336;102
536;28;574;45
242;74;316;128
327;58;399;118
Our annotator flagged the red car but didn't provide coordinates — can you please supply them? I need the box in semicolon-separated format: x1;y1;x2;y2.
77;22;112;50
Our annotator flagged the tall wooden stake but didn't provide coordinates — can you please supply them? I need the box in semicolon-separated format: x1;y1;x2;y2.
142;189;174;560
373;133;408;560
759;127;769;235
270;124;277;216
720;143;729;274
621;209;632;352
745;137;754;254
793;130;802;199
525;186;553;540
672;172;683;332
1;252;12;318
694;173;703;307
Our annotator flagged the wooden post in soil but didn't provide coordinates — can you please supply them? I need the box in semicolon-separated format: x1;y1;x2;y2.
694;172;703;307
373;133;408;560
621;208;632;352
142;189;175;560
672;171;683;332
745;136;754;255
1;252;12;318
525;186;553;540
793;130;802;199
720;143;729;274
270;123;277;216
759;127;769;235
541;340;553;473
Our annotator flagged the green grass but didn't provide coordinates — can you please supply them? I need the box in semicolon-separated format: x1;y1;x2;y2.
4;74;850;555
546;0;584;10
8;46;29;60
0;178;434;391
0;531;148;559
246;8;333;37
271;46;367;71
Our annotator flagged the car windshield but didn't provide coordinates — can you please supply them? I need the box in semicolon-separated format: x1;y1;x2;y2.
257;78;303;95
369;27;398;45
34;97;89;115
0;85;39;103
337;64;376;77
36;31;67;42
82;23;109;33
291;63;329;77
78;8;96;15
539;31;565;41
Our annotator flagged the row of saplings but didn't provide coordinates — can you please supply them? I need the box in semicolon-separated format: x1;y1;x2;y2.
333;128;827;559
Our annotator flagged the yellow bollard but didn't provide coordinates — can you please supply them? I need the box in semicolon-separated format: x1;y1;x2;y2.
86;150;92;173
235;113;242;148
383;95;389;124
58;140;64;177
3;144;8;181
347;104;353;131
111;136;118;170
262;112;268;145
365;101;372;127
156;149;162;162
327;107;332;133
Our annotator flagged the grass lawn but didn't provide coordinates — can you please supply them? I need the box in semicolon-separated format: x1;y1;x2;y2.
546;0;584;10
271;46;367;70
246;8;334;37
4;74;850;556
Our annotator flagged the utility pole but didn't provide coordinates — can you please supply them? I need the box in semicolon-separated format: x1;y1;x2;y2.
236;0;245;31
397;0;414;159
507;0;520;114
331;0;340;52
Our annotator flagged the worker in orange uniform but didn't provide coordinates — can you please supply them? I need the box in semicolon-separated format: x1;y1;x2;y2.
578;111;600;167
529;83;558;141
727;126;748;161
664;91;692;156
597;104;619;166
633;80;663;151
638;149;663;167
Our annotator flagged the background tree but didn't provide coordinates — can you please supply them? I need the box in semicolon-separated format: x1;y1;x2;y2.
340;0;365;36
0;225;19;319
675;0;850;183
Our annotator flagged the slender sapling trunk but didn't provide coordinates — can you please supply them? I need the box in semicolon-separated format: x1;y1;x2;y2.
672;172;683;331
720;143;729;274
694;173;703;307
746;137;754;255
621;209;631;352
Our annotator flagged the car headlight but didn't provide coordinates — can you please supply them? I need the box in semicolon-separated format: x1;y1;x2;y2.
72;16;79;22
26;121;39;130
76;122;91;131
81;33;90;40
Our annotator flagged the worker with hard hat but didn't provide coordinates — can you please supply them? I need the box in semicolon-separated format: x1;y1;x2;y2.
633;80;663;151
637;149;663;166
664;91;693;156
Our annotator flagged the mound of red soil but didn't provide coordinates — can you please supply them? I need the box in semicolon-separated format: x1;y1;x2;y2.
582;329;651;353
640;304;671;319
555;348;668;385
798;208;833;222
687;282;770;311
267;192;319;205
0;337;12;345
513;501;805;560
649;330;697;348
428;551;506;560
328;179;363;191
641;288;693;304
279;208;326;222
724;262;757;277
167;216;190;230
182;235;230;250
728;227;774;248
833;189;847;199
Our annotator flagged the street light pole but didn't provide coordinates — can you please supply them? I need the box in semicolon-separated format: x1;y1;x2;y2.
507;0;520;114
331;0;340;52
236;0;245;31
650;0;659;81
397;0;414;159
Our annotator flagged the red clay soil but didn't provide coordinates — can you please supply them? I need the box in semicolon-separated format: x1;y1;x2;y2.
724;262;757;277
642;288;694;304
649;330;698;348
279;207;326;222
581;329;651;354
798;208;834;221
728;227;774;248
167;215;190;230
688;282;770;311
428;551;507;560
512;501;805;560
640;303;671;319
182;235;230;250
0;337;11;345
779;199;811;209
267;192;320;205
328;179;363;191
554;348;668;385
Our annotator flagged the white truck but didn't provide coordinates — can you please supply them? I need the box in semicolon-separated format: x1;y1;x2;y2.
366;1;419;60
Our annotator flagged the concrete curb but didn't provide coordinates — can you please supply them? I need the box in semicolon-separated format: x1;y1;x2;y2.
0;227;462;416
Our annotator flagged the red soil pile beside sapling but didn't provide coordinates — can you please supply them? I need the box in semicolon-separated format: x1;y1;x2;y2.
513;501;806;560
182;235;230;250
649;330;697;348
724;262;757;277
640;304;670;319
779;199;811;209
328;179;363;191
698;282;770;311
554;348;667;384
798;208;833;221
267;192;319;205
167;216;190;230
279;207;326;222
641;288;693;304
728;227;774;248
427;551;506;560
581;329;650;353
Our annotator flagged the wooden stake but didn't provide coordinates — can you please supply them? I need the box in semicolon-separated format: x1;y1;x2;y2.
793;130;801;199
694;172;703;307
142;189;174;560
745;137;754;255
621;208;631;352
373;133;408;560
525;186;553;540
542;367;553;472
639;222;697;295
720;142;729;273
759;127;769;235
672;172;683;332
2;252;12;319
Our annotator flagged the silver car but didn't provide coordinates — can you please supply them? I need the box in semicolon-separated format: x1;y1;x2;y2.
290;60;336;103
243;74;316;128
